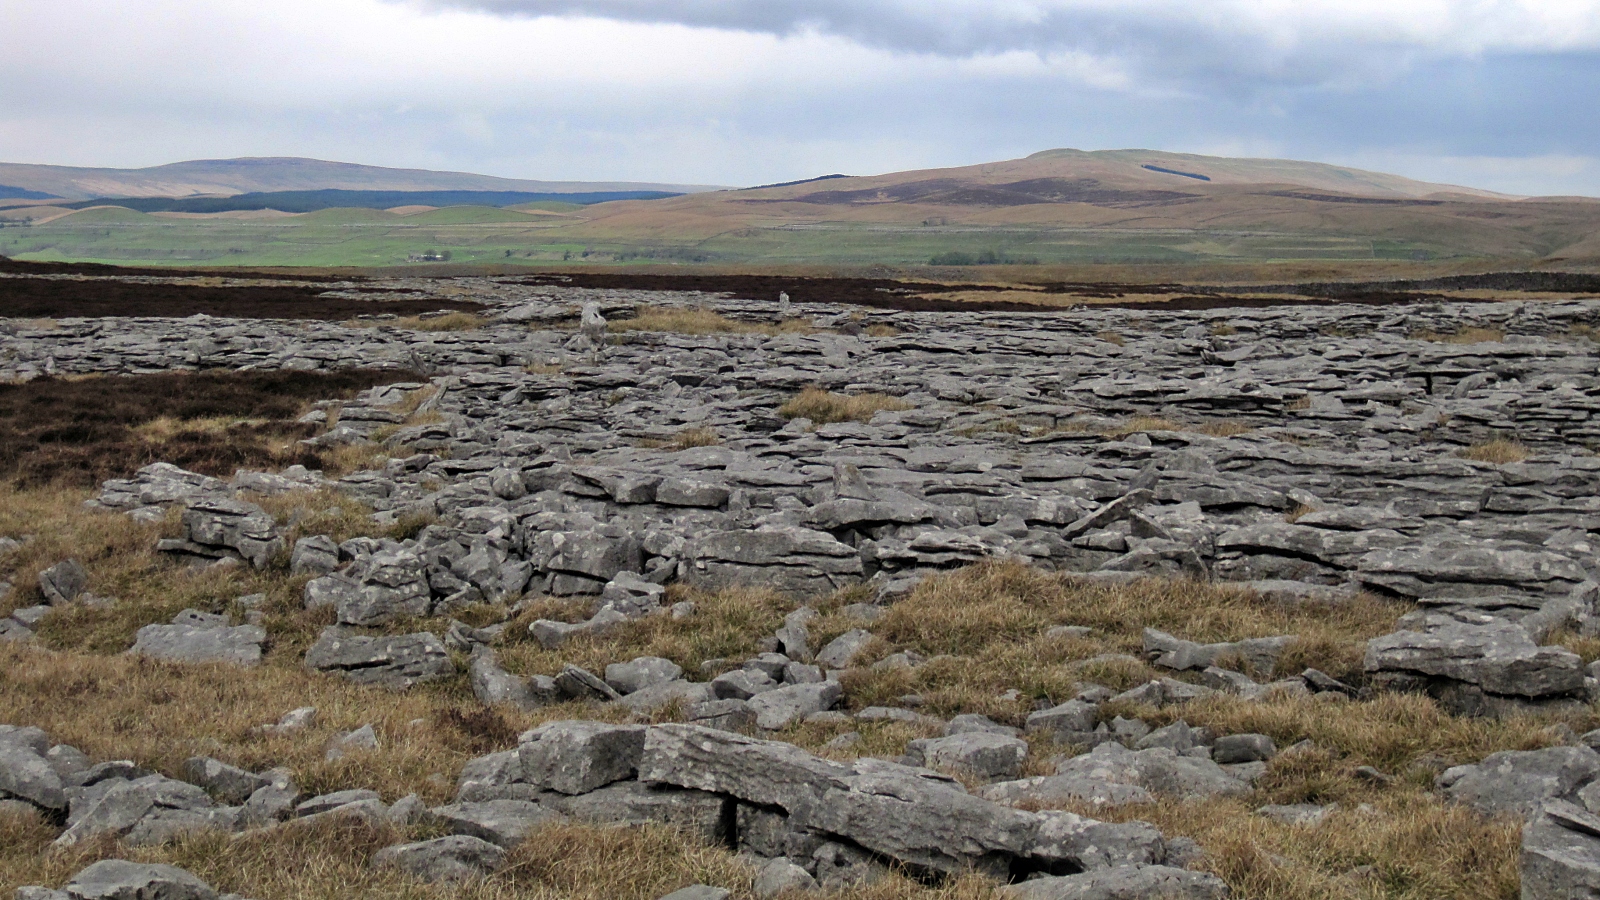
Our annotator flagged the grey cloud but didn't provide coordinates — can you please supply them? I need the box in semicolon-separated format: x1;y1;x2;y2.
399;0;1563;93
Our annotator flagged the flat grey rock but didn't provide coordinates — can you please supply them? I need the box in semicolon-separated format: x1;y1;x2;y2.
426;800;566;848
65;861;218;900
1001;865;1229;900
373;835;506;882
1439;746;1600;816
304;628;452;689
131;623;265;666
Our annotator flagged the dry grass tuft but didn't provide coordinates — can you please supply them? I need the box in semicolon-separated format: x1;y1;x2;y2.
1101;417;1252;440
1284;503;1318;523
845;562;1409;722
1192;421;1253;438
637;427;723;450
611;306;815;336
1066;792;1519;900
667;427;722;450
0;811;787;900
779;388;914;425
1095;331;1126;346
863;324;901;337
391;312;490;332
1457;439;1530;464
1107;416;1187;436
1412;326;1505;344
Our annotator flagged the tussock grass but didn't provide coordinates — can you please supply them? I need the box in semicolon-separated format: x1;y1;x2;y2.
779;388;914;425
846;562;1408;722
639;427;722;451
1102;417;1253;439
611;306;816;336
0;811;777;900
0;486;1580;896
1068;792;1519;900
1132;690;1582;778
391;312;490;332
0;489;1576;900
1411;326;1505;344
1456;439;1529;464
0;484;427;653
863;324;900;337
1284;503;1318;523
954;420;1025;438
500;586;792;681
1095;331;1126;346
670;427;722;449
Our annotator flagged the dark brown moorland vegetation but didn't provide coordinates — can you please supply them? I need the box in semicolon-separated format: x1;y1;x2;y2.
0;258;485;320
0;369;416;486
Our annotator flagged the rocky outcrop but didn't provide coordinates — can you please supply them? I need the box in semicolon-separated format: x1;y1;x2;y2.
449;721;1195;887
304;628;453;689
157;498;283;569
1365;618;1588;716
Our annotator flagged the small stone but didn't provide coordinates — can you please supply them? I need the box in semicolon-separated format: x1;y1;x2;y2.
1212;734;1277;764
373;835;506;883
754;858;818;898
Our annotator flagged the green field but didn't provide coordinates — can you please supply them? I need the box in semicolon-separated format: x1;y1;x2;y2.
0;205;1467;269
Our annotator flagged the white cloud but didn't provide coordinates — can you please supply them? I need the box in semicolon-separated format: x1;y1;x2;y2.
0;0;1596;196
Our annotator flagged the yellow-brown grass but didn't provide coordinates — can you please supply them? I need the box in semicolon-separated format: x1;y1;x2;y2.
610;306;815;336
1411;326;1505;344
1284;503;1318;523
1101;417;1252;439
393;312;490;332
0;812;782;900
841;562;1410;722
778;388;914;424
1095;331;1126;346
1062;792;1520;900
1457;439;1530;464
0;487;1582;900
639;426;723;450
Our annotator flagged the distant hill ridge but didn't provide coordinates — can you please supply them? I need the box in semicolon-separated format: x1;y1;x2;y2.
59;188;682;214
0;157;726;202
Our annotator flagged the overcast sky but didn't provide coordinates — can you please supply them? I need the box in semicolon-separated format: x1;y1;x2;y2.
3;0;1599;195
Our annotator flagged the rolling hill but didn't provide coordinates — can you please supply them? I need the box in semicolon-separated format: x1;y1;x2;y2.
6;148;1599;267
0;157;725;201
556;148;1600;263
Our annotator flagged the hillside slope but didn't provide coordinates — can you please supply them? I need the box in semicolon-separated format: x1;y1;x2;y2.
0;157;726;201
558;149;1599;262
